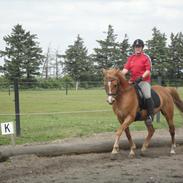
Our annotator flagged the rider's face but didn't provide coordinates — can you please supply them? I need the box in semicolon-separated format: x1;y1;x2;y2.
134;46;143;54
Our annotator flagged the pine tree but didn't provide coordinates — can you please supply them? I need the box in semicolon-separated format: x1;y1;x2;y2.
62;35;93;88
146;27;168;79
92;25;121;69
119;34;131;67
0;24;44;81
168;32;183;79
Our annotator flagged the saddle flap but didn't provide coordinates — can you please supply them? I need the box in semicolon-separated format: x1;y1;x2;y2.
134;84;160;109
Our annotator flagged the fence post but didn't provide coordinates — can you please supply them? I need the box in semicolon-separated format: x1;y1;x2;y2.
14;79;21;136
65;82;68;95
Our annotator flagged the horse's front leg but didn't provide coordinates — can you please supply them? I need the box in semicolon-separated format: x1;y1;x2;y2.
112;115;134;154
125;127;136;158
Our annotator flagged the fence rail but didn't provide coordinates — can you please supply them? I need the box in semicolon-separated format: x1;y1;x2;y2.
1;79;183;145
1;78;183;91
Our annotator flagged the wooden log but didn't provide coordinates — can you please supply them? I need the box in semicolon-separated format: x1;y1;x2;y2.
0;136;183;162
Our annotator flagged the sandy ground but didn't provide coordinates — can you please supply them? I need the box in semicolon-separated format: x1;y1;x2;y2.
0;128;183;183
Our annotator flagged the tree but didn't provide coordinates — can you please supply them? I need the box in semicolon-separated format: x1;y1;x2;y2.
119;34;131;67
0;24;44;81
146;27;168;79
92;25;122;69
62;34;93;89
168;32;183;79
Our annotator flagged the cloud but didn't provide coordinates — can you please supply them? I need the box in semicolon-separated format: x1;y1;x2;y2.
0;0;183;56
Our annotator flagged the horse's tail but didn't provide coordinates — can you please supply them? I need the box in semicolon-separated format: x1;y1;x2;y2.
166;87;183;113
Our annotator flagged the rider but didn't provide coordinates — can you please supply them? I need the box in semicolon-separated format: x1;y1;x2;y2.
121;39;154;125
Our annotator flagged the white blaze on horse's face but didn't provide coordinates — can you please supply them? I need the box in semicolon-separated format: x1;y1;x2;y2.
107;81;115;104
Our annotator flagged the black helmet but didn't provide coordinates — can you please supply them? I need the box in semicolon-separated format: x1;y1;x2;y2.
132;39;144;48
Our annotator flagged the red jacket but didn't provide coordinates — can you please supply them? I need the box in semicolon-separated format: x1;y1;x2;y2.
124;52;152;83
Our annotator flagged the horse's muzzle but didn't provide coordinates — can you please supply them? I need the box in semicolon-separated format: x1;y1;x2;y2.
107;96;115;104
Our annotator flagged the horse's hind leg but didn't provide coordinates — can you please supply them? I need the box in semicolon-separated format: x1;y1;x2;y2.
162;109;176;155
169;124;176;155
141;124;155;153
125;127;136;157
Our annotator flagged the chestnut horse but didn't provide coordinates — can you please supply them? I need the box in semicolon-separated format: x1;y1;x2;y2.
103;68;183;157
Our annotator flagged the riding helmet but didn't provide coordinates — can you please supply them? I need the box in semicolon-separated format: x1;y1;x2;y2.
132;39;144;48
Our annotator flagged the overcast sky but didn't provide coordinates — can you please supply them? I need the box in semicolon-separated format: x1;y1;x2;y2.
0;0;183;56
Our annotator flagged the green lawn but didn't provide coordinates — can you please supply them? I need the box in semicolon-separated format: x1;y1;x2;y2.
0;88;183;145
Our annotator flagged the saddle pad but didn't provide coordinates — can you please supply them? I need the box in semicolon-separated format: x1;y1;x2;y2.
151;89;160;108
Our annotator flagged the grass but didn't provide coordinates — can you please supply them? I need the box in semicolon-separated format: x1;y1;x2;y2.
0;88;183;145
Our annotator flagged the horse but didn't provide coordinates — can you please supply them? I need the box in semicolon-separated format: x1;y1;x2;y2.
103;68;183;157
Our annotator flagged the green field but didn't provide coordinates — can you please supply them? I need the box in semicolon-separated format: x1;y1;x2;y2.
0;88;183;145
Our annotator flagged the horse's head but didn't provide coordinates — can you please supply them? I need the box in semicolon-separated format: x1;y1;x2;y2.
103;68;125;105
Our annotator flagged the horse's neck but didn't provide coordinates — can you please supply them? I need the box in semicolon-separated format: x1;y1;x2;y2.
117;73;130;89
115;75;137;111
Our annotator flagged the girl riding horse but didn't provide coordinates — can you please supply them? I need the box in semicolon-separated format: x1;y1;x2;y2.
103;68;183;157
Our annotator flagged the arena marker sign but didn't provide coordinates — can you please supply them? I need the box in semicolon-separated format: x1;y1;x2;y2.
1;122;14;135
1;122;16;146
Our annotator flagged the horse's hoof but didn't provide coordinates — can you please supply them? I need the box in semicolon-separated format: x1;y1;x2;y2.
128;153;135;158
140;149;148;156
111;149;119;154
170;150;176;155
141;144;148;152
128;149;135;158
112;146;119;154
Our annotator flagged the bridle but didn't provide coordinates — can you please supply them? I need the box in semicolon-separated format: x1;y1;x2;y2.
105;77;134;99
105;77;119;98
103;69;134;105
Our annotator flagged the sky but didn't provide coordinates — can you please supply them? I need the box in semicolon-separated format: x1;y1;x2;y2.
0;0;183;59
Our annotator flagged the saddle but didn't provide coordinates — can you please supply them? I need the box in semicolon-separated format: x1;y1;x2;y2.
134;83;160;121
134;84;160;110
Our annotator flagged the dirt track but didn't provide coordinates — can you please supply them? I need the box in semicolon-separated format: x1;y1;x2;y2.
1;129;183;183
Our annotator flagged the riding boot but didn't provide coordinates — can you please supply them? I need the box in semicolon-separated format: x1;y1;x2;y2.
145;98;154;125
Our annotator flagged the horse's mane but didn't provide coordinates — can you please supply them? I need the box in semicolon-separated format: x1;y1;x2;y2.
106;68;129;88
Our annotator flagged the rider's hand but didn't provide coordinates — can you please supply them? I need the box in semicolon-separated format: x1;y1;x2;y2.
135;76;143;84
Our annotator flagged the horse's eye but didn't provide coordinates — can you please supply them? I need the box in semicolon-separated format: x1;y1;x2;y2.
114;84;117;88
